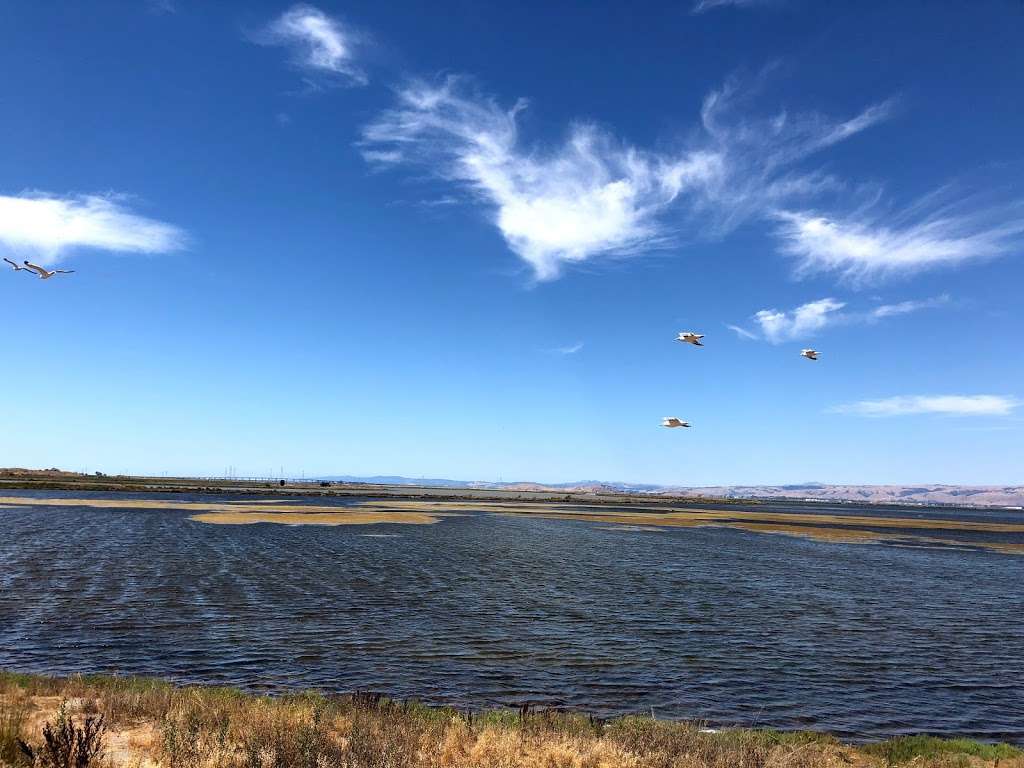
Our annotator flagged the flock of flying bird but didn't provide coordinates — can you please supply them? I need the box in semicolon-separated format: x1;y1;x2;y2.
6;256;820;432
661;331;818;430
4;258;75;280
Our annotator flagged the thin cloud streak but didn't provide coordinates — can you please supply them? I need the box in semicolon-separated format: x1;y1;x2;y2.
776;203;1024;284
870;294;950;319
362;75;892;281
730;293;949;342
692;0;777;12
695;80;894;227
831;395;1020;417
146;0;176;14
551;342;584;355
0;192;184;261
259;4;366;86
726;323;759;340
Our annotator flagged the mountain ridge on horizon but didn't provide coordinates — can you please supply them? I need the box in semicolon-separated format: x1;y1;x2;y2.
3;468;1020;508
318;475;1024;508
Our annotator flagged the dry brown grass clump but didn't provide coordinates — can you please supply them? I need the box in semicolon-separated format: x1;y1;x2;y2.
2;673;1022;768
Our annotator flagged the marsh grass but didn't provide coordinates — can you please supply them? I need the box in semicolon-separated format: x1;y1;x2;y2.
1;672;1022;767
863;734;1024;764
0;695;30;766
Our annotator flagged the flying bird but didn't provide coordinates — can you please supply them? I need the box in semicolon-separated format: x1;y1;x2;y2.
3;258;32;272
676;332;704;346
23;261;75;280
661;417;691;428
801;349;819;361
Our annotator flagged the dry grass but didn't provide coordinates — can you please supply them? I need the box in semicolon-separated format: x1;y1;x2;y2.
1;673;1021;768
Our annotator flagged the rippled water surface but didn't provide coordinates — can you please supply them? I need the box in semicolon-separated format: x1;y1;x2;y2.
2;491;1023;742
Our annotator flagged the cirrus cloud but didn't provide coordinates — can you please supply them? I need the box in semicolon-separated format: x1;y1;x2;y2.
0;192;184;261
361;75;891;281
693;0;778;12
776;203;1024;284
830;395;1020;417
362;76;722;280
870;294;950;319
730;293;950;342
550;342;584;355
751;298;845;343
258;4;366;86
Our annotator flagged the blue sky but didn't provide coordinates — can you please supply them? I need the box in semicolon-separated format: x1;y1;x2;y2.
1;0;1022;485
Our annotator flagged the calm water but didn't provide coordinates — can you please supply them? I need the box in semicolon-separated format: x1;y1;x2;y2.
1;491;1023;742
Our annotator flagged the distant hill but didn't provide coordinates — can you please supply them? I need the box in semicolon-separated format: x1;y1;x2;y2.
316;475;664;493
317;475;1024;507
317;475;479;488
6;468;1018;508
661;484;1024;508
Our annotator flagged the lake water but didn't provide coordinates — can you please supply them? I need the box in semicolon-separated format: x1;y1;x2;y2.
1;491;1023;742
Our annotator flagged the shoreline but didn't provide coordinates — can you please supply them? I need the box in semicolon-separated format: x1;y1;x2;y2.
2;671;1022;767
0;472;739;508
4;470;1021;512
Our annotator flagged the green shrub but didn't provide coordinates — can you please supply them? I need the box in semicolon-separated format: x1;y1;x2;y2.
864;734;1023;764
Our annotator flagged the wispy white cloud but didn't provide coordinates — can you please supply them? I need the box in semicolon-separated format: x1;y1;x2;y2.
776;203;1024;284
693;79;894;234
361;149;404;165
0;192;184;261
831;395;1020;418
259;5;366;86
870;293;950;319
362;66;1019;284
692;0;777;12
362;77;722;280
551;342;584;355
750;298;845;343
362;75;890;281
146;0;176;14
726;323;760;340
731;293;949;342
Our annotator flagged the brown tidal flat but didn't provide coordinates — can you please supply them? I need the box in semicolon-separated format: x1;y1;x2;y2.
494;506;1024;534
485;507;1024;555
189;510;441;526
0;497;449;524
360;498;1024;535
726;522;900;544
984;542;1024;555
3;495;1022;554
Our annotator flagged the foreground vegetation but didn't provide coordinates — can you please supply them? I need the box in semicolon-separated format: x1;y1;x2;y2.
1;672;1020;768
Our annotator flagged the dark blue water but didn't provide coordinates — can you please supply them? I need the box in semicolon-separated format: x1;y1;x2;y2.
1;491;1022;742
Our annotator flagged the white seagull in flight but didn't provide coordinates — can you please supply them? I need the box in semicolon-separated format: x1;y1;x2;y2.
801;349;819;361
3;258;33;272
23;261;75;280
661;417;691;428
676;332;704;347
